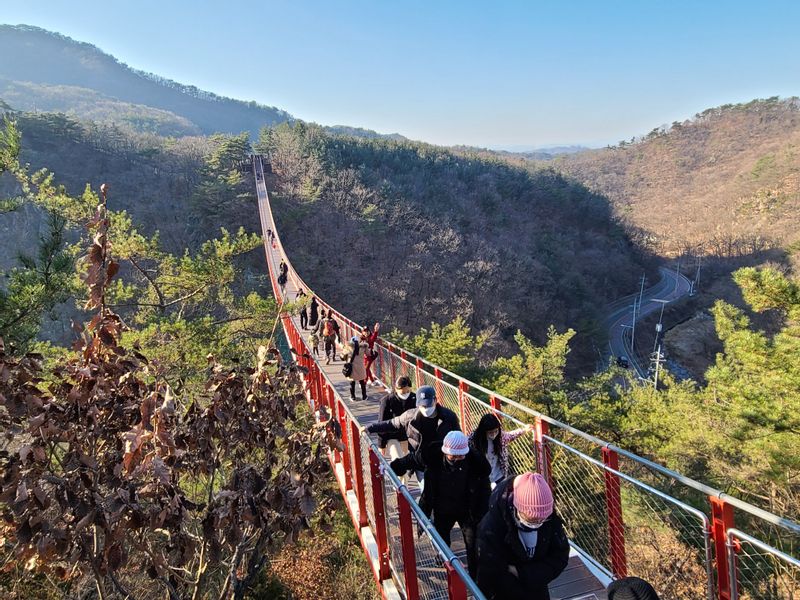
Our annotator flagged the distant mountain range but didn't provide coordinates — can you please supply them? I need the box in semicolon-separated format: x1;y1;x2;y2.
0;24;404;141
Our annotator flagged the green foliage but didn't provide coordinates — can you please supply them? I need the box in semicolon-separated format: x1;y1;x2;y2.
487;326;575;418
0;212;74;350
387;315;487;379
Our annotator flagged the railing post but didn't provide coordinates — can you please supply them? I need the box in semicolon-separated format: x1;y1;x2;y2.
490;395;501;416
390;352;397;388
415;358;424;388
534;417;552;487
338;403;352;491
397;492;420;600
446;561;468;600
457;381;468;433
602;447;627;578
710;496;735;600
350;421;368;527
369;448;391;581
433;367;444;406
400;350;408;376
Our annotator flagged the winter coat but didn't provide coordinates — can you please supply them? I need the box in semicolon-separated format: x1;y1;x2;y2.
342;340;368;381
309;299;319;326
476;476;570;600
367;405;460;452
469;427;530;483
392;442;491;523
376;391;417;447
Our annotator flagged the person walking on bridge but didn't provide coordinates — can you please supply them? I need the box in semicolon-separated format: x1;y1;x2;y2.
296;288;308;329
308;297;319;329
314;310;339;364
341;334;369;402
377;376;416;461
363;321;381;387
390;430;490;577
476;472;569;600
469;414;534;488
366;385;460;490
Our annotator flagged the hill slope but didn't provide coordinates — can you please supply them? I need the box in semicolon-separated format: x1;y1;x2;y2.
0;24;292;137
259;125;654;369
552;97;800;256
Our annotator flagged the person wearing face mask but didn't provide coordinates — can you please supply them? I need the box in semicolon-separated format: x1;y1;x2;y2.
476;472;569;600
365;385;460;489
376;376;417;460
389;431;490;578
469;414;535;488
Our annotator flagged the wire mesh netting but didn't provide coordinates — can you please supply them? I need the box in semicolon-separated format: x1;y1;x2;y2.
360;435;377;531
546;437;612;571
731;532;800;599
383;476;407;594
410;509;451;600
617;476;712;599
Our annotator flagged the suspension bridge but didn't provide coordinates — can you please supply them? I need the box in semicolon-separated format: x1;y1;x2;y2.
252;155;799;600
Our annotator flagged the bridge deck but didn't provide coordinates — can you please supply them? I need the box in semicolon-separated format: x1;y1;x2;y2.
258;173;607;599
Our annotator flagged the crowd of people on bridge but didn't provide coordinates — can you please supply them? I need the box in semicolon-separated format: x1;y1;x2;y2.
273;255;660;598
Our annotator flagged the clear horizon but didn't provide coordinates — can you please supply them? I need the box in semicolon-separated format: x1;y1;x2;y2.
2;0;799;147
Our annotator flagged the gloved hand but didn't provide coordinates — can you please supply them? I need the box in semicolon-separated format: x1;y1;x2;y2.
389;458;405;475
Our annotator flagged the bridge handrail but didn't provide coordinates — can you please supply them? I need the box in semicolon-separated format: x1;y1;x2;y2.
253;154;800;600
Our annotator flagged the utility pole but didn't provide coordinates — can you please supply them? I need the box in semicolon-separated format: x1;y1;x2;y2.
631;273;646;361
690;256;702;296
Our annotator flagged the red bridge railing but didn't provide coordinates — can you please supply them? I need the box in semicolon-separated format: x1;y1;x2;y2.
253;155;800;600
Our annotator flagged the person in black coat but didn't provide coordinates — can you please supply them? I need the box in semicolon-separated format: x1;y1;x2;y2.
309;297;319;328
390;431;490;578
377;376;417;459
476;472;570;600
366;385;459;491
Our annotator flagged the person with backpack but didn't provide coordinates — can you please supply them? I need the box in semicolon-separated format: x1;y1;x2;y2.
377;376;417;460
476;472;570;600
341;334;369;402
314;311;339;364
366;385;460;490
469;414;535;488
390;430;491;577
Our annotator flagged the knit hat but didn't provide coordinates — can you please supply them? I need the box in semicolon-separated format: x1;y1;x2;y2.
607;577;660;600
442;431;469;456
512;472;553;520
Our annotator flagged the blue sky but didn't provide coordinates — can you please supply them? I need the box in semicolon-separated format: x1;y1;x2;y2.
2;1;799;147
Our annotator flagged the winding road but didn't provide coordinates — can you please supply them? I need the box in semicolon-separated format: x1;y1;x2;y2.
606;266;693;377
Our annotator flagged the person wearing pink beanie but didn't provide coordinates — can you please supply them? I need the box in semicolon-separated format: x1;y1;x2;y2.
476;471;570;599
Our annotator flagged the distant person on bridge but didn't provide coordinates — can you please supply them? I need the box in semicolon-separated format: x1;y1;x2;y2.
296;288;308;329
607;577;660;600
366;385;460;490
476;472;569;600
308;297;319;328
376;376;417;461
390;430;490;578
363;321;380;387
341;334;369;402
277;259;288;297
314;311;340;364
469;414;535;489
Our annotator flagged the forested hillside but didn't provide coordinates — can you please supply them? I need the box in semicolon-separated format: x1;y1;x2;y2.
258;123;654;368
552;97;800;257
0;25;292;138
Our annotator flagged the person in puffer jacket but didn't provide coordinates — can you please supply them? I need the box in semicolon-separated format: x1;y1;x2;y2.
476;472;570;600
390;431;490;577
